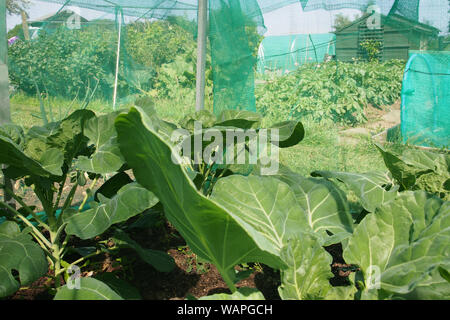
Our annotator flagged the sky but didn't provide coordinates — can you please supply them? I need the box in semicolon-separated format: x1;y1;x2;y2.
6;0;449;36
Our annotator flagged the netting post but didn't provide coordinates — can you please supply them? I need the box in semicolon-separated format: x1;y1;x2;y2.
195;0;208;112
0;0;14;212
113;8;123;111
0;0;10;125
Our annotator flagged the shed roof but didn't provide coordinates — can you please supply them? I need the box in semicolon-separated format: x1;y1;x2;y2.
334;13;440;36
29;9;89;27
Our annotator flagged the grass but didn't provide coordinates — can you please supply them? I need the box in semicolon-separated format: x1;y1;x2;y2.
9;90;202;129
10;92;115;129
8;91;403;176
279;120;403;176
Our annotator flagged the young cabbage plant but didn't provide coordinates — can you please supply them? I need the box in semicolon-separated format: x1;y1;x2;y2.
343;191;450;300
0;110;173;298
376;144;450;200
175;109;305;195
115;107;356;295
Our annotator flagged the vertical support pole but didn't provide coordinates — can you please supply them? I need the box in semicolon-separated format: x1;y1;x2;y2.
309;34;318;63
305;34;309;64
113;8;123;111
0;0;11;124
195;0;208;112
0;0;14;211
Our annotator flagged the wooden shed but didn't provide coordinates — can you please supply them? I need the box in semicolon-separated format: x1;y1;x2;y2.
334;13;440;61
29;9;89;30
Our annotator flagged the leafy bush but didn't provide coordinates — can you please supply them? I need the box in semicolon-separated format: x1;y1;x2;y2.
8;26;118;99
359;40;383;62
256;60;405;125
151;49;213;100
126;20;195;72
8;18;199;102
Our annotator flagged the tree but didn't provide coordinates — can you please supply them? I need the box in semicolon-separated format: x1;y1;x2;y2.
333;13;352;31
6;0;30;15
7;23;24;39
6;1;31;40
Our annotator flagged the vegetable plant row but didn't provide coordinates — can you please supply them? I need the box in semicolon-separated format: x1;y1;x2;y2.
256;60;405;125
0;101;448;300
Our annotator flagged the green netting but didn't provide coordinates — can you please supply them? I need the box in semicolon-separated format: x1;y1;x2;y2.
258;34;336;74
5;0;450;149
401;51;450;148
209;0;265;114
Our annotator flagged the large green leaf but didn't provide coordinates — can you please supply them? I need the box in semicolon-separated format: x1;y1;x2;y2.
312;171;398;213
0;110;94;178
343;191;450;296
181;110;217;131
216;110;262;129
65;183;159;240
0;222;48;298
278;233;333;300
394;269;450;300
115;107;284;289
74;112;125;174
54;277;123;300
271;121;305;148
38;148;65;176
0;123;25;147
0;135;60;177
94;273;141;300
0;221;21;237
95;172;133;201
273;168;353;245
376;145;450;199
111;230;175;273
211;175;309;257
45;110;95;165
324;285;358;300
199;288;265;300
375;145;418;189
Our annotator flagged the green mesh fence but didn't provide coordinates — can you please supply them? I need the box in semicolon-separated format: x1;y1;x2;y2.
257;34;336;74
209;0;264;114
401;51;450;148
6;0;450;148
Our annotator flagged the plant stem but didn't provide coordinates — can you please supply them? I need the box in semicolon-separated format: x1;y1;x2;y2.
50;230;63;288
59;234;71;257
56;250;102;277
53;174;67;214
221;270;238;294
0;201;52;249
56;182;78;226
78;177;98;212
1;185;50;230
